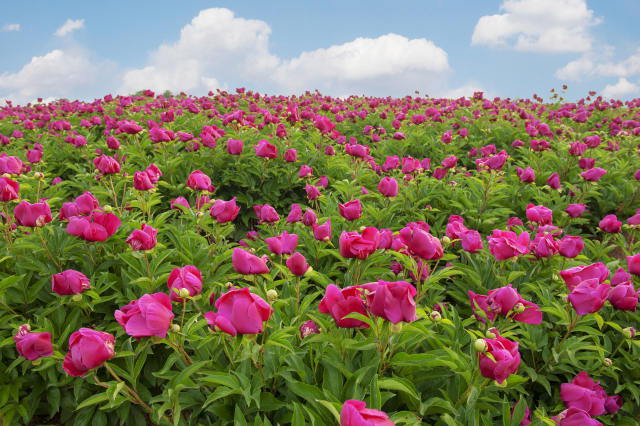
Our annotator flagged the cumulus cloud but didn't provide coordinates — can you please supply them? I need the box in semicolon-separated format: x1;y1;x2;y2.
556;47;640;81
54;19;85;37
435;83;489;100
601;78;639;99
1;24;20;32
118;8;279;95
472;0;601;53
272;34;449;96
119;8;451;98
0;47;117;105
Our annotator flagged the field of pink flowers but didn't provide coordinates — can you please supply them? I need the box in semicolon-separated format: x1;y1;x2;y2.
1;87;640;426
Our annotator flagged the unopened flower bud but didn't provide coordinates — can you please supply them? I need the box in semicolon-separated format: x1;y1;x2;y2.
94;169;100;174
603;358;612;367
474;339;488;352
486;327;499;339
33;172;43;179
102;205;113;213
323;237;330;242
390;322;403;333
267;289;278;301
359;226;366;232
513;303;525;313
245;274;255;281
170;324;181;333
442;236;451;245
179;288;191;299
196;212;204;218
430;311;442;323
32;358;42;366
72;294;82;302
2;173;10;178
562;295;569;303
623;327;636;339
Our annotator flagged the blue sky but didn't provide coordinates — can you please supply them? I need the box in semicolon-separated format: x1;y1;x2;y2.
1;0;639;105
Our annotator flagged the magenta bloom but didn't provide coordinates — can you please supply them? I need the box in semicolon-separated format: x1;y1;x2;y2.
313;218;332;241
608;282;639;311
253;204;280;223
170;197;190;210
581;168;607;182
517;166;536;183
529;232;559;258
145;164;162;183
547;173;561;190
554;407;602;426
305;184;321;200
208;287;272;335
525;204;553;225
265;231;298;255
227;139;244;155
210;198;240;223
115;293;175;340
339;199;362;221
566;204;586;218
377;177;398;197
611;267;632;285
284;148;297;162
286;204;302;223
187;170;215;192
441;155;458;169
93;155;121;175
254;139;278;158
568;279;610;315
559;235;584;258
14;200;52;227
299;165;313;178
478;336;520;384
628;253;640;276
359;280;417;324
14;330;53;361
339;228;380;260
605;395;622;414
52;270;90;295
286;252;309;276
340;400;394;426
168;265;203;302
133;171;154;191
75;191;99;215
302;209;317;226
319;284;370;328
300;320;320;339
232;248;270;275
62;328;115;377
560;263;609;291
399;226;443;261
486;229;530;261
560;372;605;416
66;208;121;242
126;223;157;251
599;215;622;233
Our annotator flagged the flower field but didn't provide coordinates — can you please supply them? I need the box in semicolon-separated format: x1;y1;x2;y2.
1;87;640;426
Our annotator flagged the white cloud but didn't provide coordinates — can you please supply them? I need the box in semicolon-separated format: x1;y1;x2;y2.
0;47;117;105
272;34;449;96
118;8;279;95
1;24;20;32
556;46;640;81
601;78;639;99
119;8;451;97
435;83;488;99
472;0;601;53
54;19;85;37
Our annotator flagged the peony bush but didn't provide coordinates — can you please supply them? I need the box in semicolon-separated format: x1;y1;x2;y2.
0;87;639;426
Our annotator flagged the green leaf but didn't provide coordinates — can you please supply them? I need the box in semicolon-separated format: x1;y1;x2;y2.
75;394;109;410
292;402;306;426
510;396;526;426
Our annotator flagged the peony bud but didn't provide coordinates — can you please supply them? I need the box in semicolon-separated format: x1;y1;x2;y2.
179;288;191;299
430;311;442;323
513;303;525;313
603;358;612;367
102;205;113;213
72;294;82;302
359;226;366;232
442;236;451;245
32;358;42;366
225;282;233;289
244;274;255;281
34;172;43;179
170;324;181;333
267;289;278;301
390;322;403;333
474;339;488;352
623;327;636;339
562;295;569;303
